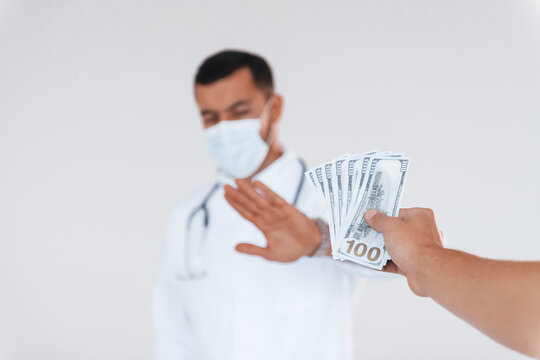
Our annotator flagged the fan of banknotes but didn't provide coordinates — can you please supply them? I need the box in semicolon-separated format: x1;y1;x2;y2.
305;150;410;270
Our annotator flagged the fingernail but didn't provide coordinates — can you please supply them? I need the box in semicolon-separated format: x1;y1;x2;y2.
365;209;377;221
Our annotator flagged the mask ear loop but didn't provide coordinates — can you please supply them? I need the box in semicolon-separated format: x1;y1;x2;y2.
259;96;276;145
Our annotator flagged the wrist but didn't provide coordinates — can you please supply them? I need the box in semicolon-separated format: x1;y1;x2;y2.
407;246;449;297
310;218;331;257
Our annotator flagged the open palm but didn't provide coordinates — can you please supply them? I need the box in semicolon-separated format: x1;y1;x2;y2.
224;179;321;262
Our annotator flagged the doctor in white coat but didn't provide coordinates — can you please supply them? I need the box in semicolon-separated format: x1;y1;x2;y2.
152;50;367;360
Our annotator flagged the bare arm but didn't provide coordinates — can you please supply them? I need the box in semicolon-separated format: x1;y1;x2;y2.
419;249;540;357
365;208;540;358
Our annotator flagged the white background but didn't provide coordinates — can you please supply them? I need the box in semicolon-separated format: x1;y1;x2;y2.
1;0;539;359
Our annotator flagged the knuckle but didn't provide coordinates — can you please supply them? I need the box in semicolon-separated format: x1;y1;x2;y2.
415;207;434;218
423;208;435;219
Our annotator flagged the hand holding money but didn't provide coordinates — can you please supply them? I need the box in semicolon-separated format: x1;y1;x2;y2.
365;208;540;359
224;179;322;262
365;208;445;295
306;150;410;270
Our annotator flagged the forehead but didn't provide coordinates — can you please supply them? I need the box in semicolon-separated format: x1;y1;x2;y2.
194;67;265;110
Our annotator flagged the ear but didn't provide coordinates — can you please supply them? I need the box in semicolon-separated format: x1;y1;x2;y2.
270;94;284;125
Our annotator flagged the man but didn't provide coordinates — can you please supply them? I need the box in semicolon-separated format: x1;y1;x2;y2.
152;50;366;360
225;180;540;358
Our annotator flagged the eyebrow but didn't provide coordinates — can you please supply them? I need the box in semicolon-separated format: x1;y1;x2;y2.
225;99;251;112
200;99;252;117
201;109;216;117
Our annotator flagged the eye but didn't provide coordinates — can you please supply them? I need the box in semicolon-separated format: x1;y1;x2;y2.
203;117;218;125
233;110;250;117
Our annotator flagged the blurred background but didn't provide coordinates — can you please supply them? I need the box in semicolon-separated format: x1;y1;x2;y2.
1;0;539;359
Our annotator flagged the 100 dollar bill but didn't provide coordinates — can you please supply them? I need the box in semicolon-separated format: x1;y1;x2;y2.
334;157;410;269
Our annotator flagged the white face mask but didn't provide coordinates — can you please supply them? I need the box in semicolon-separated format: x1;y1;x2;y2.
204;99;274;179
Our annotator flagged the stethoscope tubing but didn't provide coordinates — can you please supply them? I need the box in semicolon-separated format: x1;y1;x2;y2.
181;159;307;279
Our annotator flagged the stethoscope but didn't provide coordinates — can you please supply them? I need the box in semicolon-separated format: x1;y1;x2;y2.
179;159;307;280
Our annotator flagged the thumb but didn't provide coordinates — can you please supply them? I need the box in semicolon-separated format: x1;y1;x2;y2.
364;209;393;232
235;243;270;259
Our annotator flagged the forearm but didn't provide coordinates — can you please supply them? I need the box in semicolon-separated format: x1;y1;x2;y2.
412;248;540;358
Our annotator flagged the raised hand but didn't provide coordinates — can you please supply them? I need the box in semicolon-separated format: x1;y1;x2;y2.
224;179;322;262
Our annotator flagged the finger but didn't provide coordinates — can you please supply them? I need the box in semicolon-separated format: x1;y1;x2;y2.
253;181;287;206
417;207;435;220
364;209;396;232
235;243;270;259
397;208;416;219
224;185;261;215
226;188;281;227
235;179;272;210
223;188;259;225
381;260;399;274
405;207;434;219
397;208;409;218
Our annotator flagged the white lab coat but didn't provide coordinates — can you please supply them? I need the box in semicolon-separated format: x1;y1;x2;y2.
152;151;368;360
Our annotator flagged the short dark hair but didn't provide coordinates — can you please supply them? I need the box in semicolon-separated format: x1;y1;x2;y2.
195;50;274;97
